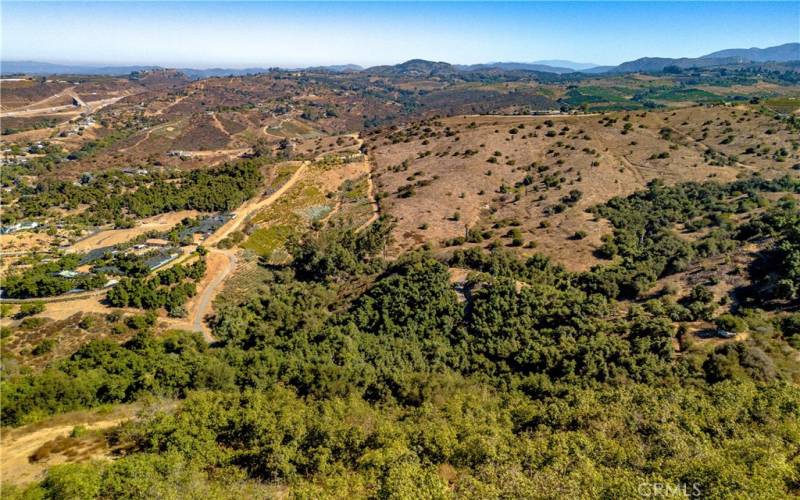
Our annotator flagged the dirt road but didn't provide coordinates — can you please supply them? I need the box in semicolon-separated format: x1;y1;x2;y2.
69;211;200;252
0;95;129;118
345;134;380;234
166;160;309;339
2;86;76;113
355;166;379;233
205;161;308;246
146;93;190;116
4;162;308;332
192;251;237;339
4;147;350;339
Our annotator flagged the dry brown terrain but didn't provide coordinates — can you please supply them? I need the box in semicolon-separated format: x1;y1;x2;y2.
366;105;799;270
68;210;201;252
0;232;53;254
1;311;131;369
0;404;144;486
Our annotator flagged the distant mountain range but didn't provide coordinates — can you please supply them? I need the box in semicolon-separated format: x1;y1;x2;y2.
303;64;363;73
0;61;162;76
531;59;599;71
456;62;581;74
607;43;799;74
363;43;798;77
702;43;800;62
0;61;362;78
609;56;743;74
2;43;797;79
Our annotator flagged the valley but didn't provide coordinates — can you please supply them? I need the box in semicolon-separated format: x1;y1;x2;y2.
1;46;800;497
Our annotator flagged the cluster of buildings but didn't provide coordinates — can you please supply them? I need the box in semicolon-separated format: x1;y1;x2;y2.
60;115;96;138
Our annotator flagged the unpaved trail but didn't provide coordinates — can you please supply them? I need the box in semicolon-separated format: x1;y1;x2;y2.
209;112;231;136
68;210;200;252
4;162;308;328
0;105;80;118
118;127;156;153
347;134;380;234
461;112;601;119
1;94;130;118
176;148;250;159
262;117;293;140
2;86;76;113
663;125;758;173
317;198;343;226
162;250;236;341
355;164;380;233
618;154;648;185
311;133;378;232
147;93;190;116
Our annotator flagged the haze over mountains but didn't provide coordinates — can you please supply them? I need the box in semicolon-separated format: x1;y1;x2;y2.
609;42;800;74
2;43;797;78
703;43;800;61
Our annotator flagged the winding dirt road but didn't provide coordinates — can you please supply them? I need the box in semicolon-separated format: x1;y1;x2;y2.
3;139;367;341
355;165;379;233
350;135;379;234
170;160;310;340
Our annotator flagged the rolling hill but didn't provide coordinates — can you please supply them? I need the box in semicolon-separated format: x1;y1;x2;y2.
702;42;800;62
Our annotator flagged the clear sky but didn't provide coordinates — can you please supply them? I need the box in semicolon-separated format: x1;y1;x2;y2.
2;1;798;68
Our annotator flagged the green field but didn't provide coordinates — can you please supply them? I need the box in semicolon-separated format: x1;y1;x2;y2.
564;86;631;106
764;96;800;113
241;224;294;257
645;87;723;103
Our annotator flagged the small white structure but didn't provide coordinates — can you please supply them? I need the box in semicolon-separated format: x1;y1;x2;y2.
0;221;39;234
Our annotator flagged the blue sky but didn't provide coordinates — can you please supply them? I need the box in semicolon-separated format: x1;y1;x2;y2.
2;2;798;68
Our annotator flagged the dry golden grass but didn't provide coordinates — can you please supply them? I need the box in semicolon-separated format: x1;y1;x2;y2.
366;105;798;270
0;404;143;486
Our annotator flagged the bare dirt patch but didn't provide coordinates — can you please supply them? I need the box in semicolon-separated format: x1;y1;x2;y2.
0;232;53;254
69;210;200;252
0;405;139;486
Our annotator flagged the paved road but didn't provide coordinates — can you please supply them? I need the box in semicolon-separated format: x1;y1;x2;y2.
0;94;130;118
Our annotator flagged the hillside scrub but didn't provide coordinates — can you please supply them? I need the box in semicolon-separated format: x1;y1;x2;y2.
3;177;800;497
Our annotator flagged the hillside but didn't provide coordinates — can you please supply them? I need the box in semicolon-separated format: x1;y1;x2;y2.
366;105;799;268
1;58;799;499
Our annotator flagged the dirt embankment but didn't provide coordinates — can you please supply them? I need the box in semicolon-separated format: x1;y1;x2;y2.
0;405;140;486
